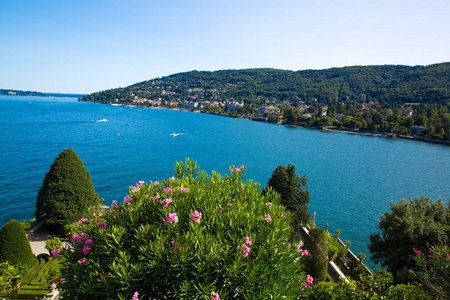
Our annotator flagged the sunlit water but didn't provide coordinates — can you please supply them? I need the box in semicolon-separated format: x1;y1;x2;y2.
1;95;449;269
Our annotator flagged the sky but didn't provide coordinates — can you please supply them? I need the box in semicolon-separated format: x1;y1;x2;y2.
1;0;449;94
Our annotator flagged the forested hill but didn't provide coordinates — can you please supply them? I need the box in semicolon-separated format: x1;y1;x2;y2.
81;63;450;106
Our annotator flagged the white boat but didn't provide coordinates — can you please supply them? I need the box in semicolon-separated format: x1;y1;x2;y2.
171;132;180;137
97;118;107;122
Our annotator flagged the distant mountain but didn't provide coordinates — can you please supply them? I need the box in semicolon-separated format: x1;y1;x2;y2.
0;89;86;98
80;63;450;106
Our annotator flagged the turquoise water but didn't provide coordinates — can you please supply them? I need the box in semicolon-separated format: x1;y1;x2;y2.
1;95;449;268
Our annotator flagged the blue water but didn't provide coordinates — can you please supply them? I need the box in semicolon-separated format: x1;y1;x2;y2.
1;95;449;269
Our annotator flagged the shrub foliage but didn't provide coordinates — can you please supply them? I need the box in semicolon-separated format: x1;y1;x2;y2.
35;149;102;232
61;159;309;299
0;219;35;268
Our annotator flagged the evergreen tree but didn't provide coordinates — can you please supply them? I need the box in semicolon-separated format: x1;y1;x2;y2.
35;149;102;232
302;227;328;282
265;164;310;232
0;220;35;268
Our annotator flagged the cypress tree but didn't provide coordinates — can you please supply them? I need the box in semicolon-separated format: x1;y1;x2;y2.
0;220;35;268
35;149;102;232
302;227;328;282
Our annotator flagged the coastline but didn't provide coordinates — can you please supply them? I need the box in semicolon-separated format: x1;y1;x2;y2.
95;101;450;147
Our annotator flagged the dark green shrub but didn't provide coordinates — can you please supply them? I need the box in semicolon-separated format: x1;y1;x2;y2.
35;149;102;233
0;220;35;268
303;227;328;282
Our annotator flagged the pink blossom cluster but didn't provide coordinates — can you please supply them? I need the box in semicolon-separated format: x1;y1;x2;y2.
169;177;176;182
76;218;89;226
238;236;252;257
124;195;132;205
112;200;118;206
51;248;64;258
72;233;88;244
230;164;245;173
265;202;272;206
131;186;138;193
211;291;220;300
300;274;314;290
296;244;309;256
175;186;189;193
83;239;94;255
151;194;160;203
78;258;87;265
413;248;423;255
136;180;144;187
164;213;178;225
161;198;172;208
163;187;173;194
132;291;139;300
98;222;107;229
265;214;272;223
153;181;159;186
190;210;202;223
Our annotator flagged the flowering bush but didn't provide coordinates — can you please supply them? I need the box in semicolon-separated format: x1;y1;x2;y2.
61;159;308;299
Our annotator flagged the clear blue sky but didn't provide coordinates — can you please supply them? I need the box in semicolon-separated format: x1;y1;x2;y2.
1;0;449;94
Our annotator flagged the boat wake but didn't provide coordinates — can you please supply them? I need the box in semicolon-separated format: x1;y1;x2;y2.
170;132;186;137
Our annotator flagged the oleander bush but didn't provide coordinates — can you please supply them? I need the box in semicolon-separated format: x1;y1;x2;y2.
61;159;310;299
0;219;35;268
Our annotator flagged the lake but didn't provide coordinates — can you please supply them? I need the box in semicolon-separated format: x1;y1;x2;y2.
1;95;449;268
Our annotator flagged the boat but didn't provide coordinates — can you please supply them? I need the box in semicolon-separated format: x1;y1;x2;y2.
97;118;107;122
170;132;180;137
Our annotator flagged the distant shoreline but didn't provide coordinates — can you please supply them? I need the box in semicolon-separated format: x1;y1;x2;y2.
91;101;450;147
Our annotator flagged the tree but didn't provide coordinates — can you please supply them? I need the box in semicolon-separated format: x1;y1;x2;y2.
368;195;449;280
0;220;35;268
265;164;310;232
35;149;102;233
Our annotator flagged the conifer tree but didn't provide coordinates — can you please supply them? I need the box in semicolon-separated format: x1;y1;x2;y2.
35;149;102;232
265;164;310;232
0;220;35;268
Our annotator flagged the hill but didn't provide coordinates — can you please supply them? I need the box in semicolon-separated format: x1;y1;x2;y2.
80;63;450;106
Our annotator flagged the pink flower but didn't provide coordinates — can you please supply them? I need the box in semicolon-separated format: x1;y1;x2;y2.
265;214;272;223
446;253;449;257
218;205;222;209
51;248;63;258
163;187;172;194
171;241;180;250
136;181;144;187
232;198;236;202
72;233;88;244
131;186;137;193
165;213;178;225
124;195;132;203
85;239;94;247
152;194;160;203
153;181;159;186
265;202;272;206
190;210;202;223
76;218;89;226
78;258;87;264
161;198;172;208
98;222;107;229
302;250;309;256
180;187;189;193
241;243;251;257
132;291;139;300
244;236;252;245
306;274;314;285
169;177;176;182
82;246;91;255
112;200;118;206
211;291;220;300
